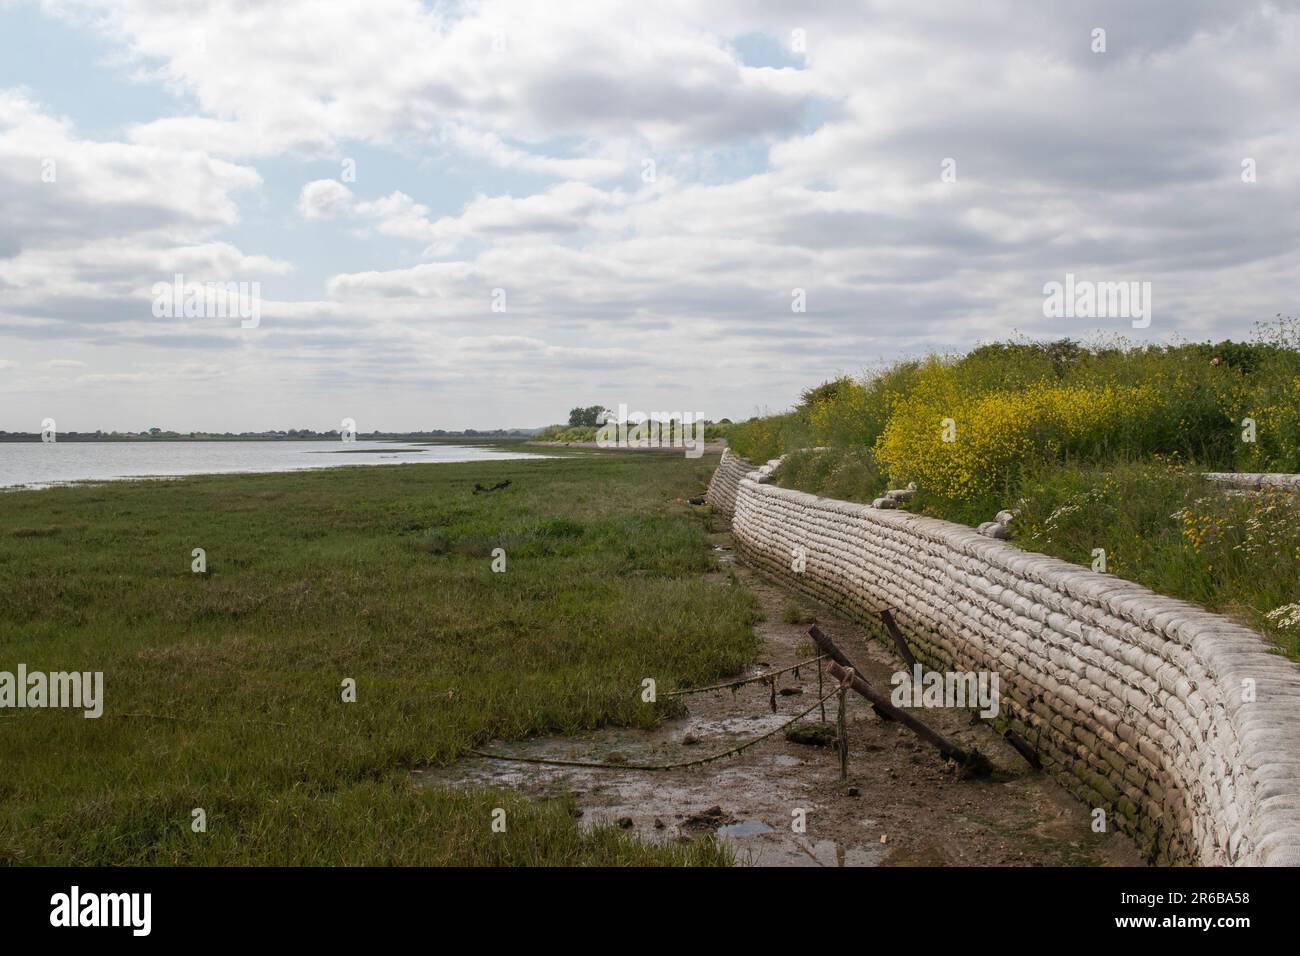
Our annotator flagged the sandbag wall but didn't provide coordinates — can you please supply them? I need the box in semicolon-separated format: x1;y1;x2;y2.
705;448;752;520
709;450;1300;866
1203;472;1300;491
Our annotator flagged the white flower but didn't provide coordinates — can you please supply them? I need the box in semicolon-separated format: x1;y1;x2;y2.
1265;603;1300;630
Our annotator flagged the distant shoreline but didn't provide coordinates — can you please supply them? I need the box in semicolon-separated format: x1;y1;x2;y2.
0;438;550;490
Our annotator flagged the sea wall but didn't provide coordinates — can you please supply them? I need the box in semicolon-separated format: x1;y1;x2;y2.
707;449;1300;865
1203;472;1300;491
705;447;751;519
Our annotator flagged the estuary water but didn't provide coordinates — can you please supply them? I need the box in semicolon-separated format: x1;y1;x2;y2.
0;440;546;490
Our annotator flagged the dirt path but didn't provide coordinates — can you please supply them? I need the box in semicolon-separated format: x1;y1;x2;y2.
417;528;1145;867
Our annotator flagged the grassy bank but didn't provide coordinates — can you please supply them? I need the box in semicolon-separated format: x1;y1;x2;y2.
0;452;758;864
534;421;732;444
726;330;1300;656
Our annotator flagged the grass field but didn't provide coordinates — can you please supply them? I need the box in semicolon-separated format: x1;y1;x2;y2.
0;449;759;865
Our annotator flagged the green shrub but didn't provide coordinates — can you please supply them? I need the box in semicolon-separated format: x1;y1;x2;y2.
727;410;811;462
773;447;886;504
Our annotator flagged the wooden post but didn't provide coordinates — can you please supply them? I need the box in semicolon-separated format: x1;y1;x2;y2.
827;660;991;775
818;655;826;723
879;609;918;670
837;680;849;783
1001;727;1042;769
808;624;894;722
870;617;1040;772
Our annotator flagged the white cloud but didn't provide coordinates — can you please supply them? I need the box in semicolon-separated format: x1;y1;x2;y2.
300;179;618;254
439;125;626;181
298;179;357;220
51;0;813;156
0;89;286;337
0;89;260;246
7;1;1300;430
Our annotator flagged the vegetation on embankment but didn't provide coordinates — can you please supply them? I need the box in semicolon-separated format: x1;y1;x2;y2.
726;325;1300;657
0;453;757;864
1013;460;1300;658
534;420;733;444
532;404;734;444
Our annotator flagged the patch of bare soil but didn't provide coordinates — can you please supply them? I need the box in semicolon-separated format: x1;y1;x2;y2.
416;528;1145;867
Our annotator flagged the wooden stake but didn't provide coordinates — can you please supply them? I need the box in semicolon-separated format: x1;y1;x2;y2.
809;617;996;775
868;617;1039;772
827;660;991;775
879;609;918;670
1001;727;1042;770
837;684;849;782
818;656;826;723
808;624;894;722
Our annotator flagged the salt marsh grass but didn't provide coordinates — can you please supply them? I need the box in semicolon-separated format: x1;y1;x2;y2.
0;452;756;864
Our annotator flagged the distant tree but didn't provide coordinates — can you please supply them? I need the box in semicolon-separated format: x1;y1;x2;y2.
568;405;608;427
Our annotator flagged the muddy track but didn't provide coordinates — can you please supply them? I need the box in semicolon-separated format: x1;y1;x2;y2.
418;526;1145;867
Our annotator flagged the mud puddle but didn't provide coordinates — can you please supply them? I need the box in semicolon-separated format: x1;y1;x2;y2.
417;529;1146;867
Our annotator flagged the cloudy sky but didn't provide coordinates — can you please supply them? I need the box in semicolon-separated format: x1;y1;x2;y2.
1;0;1297;432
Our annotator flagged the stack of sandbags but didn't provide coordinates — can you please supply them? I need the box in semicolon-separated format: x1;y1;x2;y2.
1203;472;1300;491
704;448;755;518
714;453;1300;866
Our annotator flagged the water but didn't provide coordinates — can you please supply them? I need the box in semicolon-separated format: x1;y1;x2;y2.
716;819;774;837
0;440;547;490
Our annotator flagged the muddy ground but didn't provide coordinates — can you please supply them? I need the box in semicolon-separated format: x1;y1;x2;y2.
417;526;1146;867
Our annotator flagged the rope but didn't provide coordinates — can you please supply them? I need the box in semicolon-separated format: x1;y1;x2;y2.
663;654;827;698
470;687;840;772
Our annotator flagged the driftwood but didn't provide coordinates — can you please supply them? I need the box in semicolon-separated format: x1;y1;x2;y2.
810;624;991;775
829;661;992;776
878;612;1039;771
